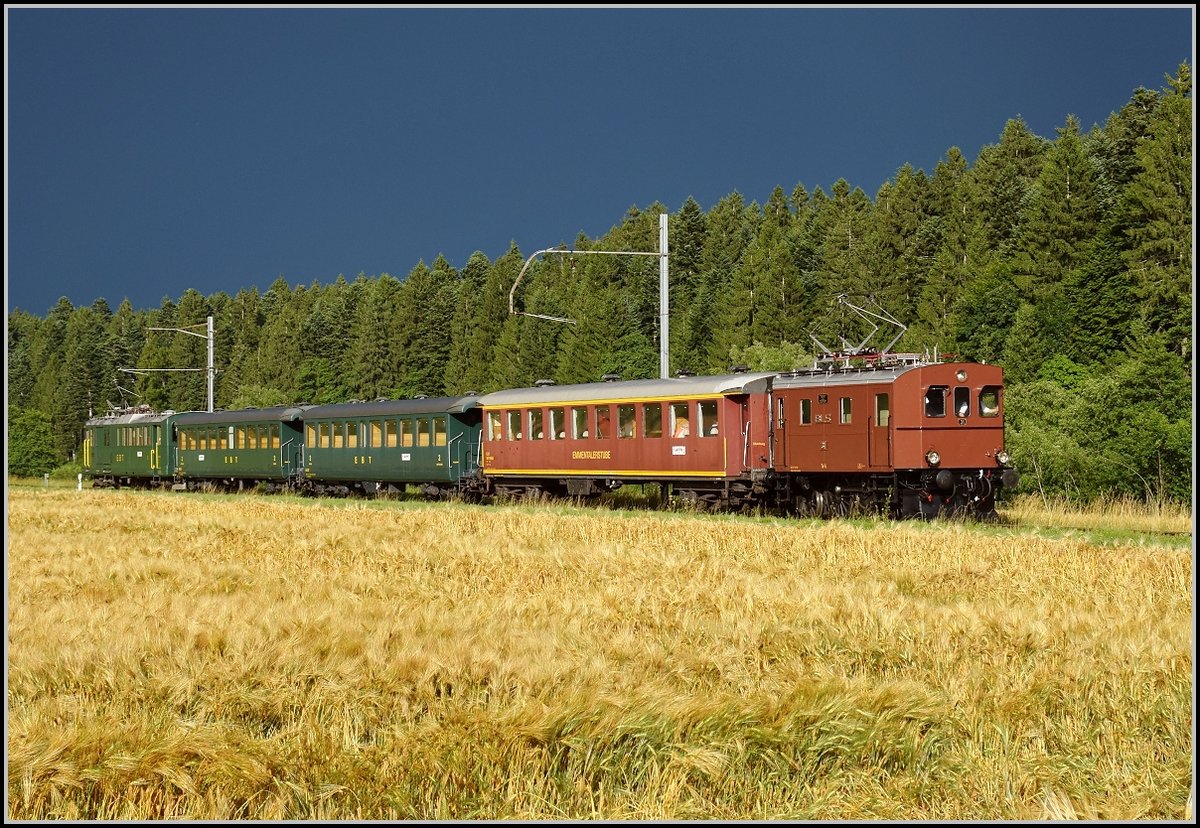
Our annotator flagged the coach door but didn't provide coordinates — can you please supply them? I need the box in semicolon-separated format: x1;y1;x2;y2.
869;392;891;467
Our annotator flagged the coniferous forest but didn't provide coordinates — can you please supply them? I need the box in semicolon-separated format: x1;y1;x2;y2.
7;64;1193;505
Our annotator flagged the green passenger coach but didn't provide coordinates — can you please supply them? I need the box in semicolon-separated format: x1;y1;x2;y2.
301;396;482;497
172;406;309;491
83;407;177;488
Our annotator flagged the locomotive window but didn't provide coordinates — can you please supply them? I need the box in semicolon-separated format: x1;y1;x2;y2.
487;411;502;441
954;387;970;419
401;419;415;447
980;386;1000;417
386;420;398;447
506;410;521;441
596;406;611;439
617;405;636;439
875;394;890;427
571;407;588;439
840;397;852;425
670;402;689;438
925;386;948;418
529;409;544;440
548;408;565;440
417;419;431;447
272;425;281;450
698;401;719;436
800;399;812;425
103;430;110;447
434;417;447;447
644;403;663;438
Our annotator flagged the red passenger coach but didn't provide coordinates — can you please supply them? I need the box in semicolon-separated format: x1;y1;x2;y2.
477;372;776;509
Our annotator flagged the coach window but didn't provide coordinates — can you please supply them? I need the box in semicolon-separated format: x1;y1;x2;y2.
306;424;317;448
617;405;636;439
571;407;589;439
529;408;545;440
219;428;228;450
875;394;890;427
506;410;522;441
347;423;359;449
370;421;382;448
954;387;970;418
840;397;852;425
317;423;328;449
487;411;503;441
329;423;341;449
434;417;447;447
417;419;431;447
980;386;1000;418
386;420;398;447
272;425;281;449
698;401;719;436
670;402;689;437
548;407;565;440
644;403;663;438
401;419;415;447
596;406;611;439
925;386;947;418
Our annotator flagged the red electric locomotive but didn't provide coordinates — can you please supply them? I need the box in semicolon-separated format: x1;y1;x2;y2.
768;358;1018;517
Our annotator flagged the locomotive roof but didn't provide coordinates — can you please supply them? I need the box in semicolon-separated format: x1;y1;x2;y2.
478;372;776;406
172;405;310;425
86;408;176;426
303;396;479;418
771;364;919;388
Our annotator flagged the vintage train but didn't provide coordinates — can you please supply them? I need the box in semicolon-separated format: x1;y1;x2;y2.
82;355;1019;519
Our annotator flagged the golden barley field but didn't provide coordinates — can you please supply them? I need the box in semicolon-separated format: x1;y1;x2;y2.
6;486;1194;820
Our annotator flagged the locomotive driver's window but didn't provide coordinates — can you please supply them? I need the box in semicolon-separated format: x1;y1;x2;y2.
954;387;970;418
875;393;890;427
925;386;948;417
980;387;1000;417
800;398;811;425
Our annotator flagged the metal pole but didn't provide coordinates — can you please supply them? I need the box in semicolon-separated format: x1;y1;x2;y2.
207;315;214;412
659;213;669;379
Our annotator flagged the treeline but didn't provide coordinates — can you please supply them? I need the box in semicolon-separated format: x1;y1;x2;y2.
7;64;1192;503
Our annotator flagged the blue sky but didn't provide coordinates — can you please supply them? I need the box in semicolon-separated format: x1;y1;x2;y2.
5;6;1194;316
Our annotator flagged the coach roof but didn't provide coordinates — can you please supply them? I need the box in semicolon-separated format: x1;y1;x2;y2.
303;396;479;418
172;405;310;426
478;372;776;407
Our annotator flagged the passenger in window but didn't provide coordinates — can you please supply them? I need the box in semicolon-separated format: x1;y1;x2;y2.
958;402;969;417
674;419;689;438
709;423;719;435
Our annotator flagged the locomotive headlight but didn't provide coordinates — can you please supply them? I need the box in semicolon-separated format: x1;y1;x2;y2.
996;450;1011;465
926;449;941;466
